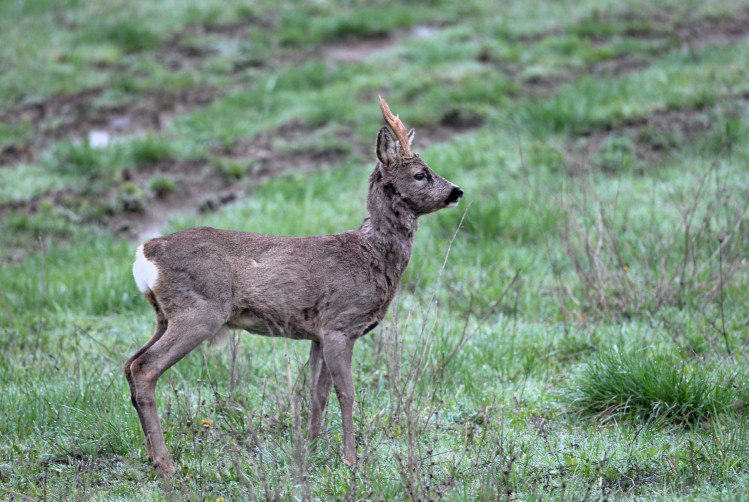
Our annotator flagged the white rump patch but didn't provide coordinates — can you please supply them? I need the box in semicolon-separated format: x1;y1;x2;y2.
133;244;159;292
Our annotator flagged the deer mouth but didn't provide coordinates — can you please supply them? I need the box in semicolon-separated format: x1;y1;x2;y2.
445;187;463;208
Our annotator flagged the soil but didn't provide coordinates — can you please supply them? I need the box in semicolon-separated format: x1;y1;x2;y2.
0;87;222;167
319;32;398;64
566;99;744;176
676;9;749;49
496;7;749;98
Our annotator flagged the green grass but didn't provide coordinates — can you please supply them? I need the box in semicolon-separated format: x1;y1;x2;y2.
1;0;748;500
569;347;746;424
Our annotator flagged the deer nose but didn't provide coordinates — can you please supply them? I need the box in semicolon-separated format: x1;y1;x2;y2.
446;186;463;206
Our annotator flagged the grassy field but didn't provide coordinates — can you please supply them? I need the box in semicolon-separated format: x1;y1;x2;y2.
1;0;748;499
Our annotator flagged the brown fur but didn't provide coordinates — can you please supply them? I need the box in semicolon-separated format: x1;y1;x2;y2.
124;108;463;474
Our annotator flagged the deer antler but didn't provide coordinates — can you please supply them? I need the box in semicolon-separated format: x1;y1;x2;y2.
379;96;413;158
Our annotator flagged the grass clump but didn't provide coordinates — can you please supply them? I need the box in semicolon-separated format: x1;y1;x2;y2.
215;158;249;179
147;173;176;197
592;134;635;172
78;16;161;54
569;347;744;425
130;135;175;164
54;141;104;175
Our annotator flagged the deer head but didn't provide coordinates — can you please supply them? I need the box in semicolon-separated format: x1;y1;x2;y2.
368;97;463;225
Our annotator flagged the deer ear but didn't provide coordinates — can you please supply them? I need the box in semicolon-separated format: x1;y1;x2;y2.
376;126;398;166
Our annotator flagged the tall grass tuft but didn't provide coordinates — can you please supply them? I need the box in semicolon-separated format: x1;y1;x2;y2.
568;348;744;425
130;135;176;164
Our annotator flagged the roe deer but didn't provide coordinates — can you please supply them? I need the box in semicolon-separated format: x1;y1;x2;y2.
125;97;463;473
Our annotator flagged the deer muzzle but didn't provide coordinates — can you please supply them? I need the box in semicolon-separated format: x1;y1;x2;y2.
445;186;464;208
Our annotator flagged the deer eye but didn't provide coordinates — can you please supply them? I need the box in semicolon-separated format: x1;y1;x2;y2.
414;173;425;181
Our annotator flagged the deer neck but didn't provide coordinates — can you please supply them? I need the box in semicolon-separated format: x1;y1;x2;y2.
361;181;418;281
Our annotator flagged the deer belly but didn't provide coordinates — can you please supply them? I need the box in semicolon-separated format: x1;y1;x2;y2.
227;313;271;333
227;312;318;340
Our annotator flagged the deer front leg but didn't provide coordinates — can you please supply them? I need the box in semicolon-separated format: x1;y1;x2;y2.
322;331;356;466
308;340;332;441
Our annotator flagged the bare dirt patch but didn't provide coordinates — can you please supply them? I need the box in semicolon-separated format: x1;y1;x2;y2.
494;6;749;98
157;17;275;72
415;108;486;147
588;54;651;79
319;34;388;64
0;16;282;168
0;118;369;245
1;87;102;165
213;120;365;175
110;159;227;241
673;9;749;49
566;100;743;175
318;32;400;65
569;6;749;47
317;25;440;65
0;86;222;168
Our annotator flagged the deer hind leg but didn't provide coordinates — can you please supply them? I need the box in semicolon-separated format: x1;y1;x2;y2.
308;340;332;442
322;331;356;466
124;291;167;461
128;306;227;474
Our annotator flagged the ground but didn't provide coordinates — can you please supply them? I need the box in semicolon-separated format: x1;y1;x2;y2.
0;0;748;500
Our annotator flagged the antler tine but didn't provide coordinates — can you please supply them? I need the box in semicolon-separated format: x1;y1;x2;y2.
378;95;413;158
